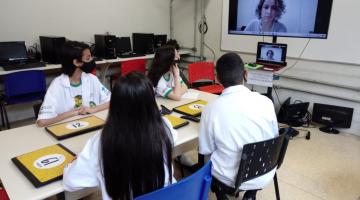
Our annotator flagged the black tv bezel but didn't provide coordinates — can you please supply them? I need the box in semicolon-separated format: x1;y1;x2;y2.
256;42;287;67
312;103;354;128
228;0;334;40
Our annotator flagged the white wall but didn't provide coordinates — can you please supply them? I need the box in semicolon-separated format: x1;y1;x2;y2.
0;0;171;123
0;0;170;46
173;0;360;136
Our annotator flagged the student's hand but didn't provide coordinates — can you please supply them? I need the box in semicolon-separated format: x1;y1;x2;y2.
79;106;97;115
172;64;180;78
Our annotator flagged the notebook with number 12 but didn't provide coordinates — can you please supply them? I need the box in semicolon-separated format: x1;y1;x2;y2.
163;115;189;129
173;100;207;117
45;115;105;140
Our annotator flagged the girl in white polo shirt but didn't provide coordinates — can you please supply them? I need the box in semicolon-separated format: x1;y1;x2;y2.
36;41;110;127
148;45;188;101
63;72;177;200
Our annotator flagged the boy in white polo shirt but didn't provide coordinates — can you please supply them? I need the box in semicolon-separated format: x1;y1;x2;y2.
37;41;110;127
199;53;278;200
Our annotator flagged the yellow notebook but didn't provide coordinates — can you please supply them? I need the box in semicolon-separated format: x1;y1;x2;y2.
164;115;189;129
173;100;207;117
12;144;75;188
45;115;105;140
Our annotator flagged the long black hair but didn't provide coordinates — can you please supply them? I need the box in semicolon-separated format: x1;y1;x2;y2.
148;45;175;87
100;72;173;199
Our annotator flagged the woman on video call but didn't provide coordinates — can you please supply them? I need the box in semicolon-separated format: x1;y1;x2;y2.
245;0;287;33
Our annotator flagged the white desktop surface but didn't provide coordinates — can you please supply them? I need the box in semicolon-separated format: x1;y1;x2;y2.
0;89;217;200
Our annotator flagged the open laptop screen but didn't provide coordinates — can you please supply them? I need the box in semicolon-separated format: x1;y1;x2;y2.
256;42;287;67
0;41;28;62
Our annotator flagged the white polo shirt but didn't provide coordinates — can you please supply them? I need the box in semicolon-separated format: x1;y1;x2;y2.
199;85;278;190
37;73;111;120
63;117;178;200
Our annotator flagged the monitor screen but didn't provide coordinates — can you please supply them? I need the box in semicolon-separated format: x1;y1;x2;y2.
256;42;287;66
116;37;132;54
312;103;354;129
228;0;333;39
132;33;154;54
0;41;28;62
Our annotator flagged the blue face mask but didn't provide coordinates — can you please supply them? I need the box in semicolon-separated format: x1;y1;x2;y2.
81;60;96;73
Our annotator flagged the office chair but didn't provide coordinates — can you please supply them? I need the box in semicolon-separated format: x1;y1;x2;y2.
188;62;224;94
211;128;291;200
109;59;147;89
0;70;46;129
135;161;212;200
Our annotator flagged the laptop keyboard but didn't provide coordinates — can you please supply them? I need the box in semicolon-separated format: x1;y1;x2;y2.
2;61;46;71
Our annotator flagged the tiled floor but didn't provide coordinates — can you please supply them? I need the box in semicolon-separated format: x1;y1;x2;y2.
8;119;360;200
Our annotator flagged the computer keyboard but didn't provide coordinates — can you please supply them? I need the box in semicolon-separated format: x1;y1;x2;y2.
118;52;145;58
2;62;46;71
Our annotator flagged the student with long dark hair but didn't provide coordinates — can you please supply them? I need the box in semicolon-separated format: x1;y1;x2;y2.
63;72;177;200
148;45;188;101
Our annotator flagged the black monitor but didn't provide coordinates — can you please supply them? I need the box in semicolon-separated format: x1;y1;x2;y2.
312;103;354;134
116;37;132;54
0;41;28;62
132;33;154;54
256;42;287;67
154;34;167;49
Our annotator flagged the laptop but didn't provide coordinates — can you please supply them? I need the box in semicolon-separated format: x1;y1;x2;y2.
116;37;145;58
255;42;287;71
0;41;45;71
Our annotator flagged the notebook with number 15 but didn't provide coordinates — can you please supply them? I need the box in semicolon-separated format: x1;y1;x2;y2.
173;100;207;117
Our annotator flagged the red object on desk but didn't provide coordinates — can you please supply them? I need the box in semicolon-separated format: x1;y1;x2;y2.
260;65;285;72
0;188;10;200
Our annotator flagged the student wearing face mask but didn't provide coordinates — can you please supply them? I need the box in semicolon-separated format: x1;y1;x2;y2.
36;41;111;127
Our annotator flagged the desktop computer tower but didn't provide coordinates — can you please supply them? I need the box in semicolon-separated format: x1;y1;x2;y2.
94;34;117;59
132;33;154;54
39;36;66;64
154;34;167;50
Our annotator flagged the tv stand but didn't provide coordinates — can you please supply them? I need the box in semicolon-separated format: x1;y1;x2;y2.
319;126;340;134
265;36;278;99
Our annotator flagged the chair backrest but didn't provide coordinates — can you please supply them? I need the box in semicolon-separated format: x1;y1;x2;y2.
234;130;290;189
135;161;212;200
188;62;216;84
121;59;147;76
4;70;46;104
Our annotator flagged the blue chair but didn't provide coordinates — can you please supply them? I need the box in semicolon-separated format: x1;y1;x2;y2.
0;70;46;129
135;161;212;200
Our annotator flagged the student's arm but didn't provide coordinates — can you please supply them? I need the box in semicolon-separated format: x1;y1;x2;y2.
37;108;84;127
167;65;188;101
63;133;100;191
80;102;110;115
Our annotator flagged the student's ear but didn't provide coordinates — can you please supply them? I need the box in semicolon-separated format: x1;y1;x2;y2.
73;59;82;68
243;70;248;83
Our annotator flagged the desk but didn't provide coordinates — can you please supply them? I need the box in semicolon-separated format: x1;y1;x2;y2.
0;89;217;200
0;50;191;83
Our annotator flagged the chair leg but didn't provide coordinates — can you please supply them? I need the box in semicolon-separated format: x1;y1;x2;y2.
274;173;280;200
3;105;10;129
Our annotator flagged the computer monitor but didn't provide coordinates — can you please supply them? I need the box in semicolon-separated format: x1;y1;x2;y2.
0;41;28;62
312;103;354;134
256;42;287;67
154;34;167;49
132;33;155;54
116;37;132;54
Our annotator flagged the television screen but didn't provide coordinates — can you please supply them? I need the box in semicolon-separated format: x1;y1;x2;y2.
312;103;353;134
228;0;333;39
256;42;287;66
